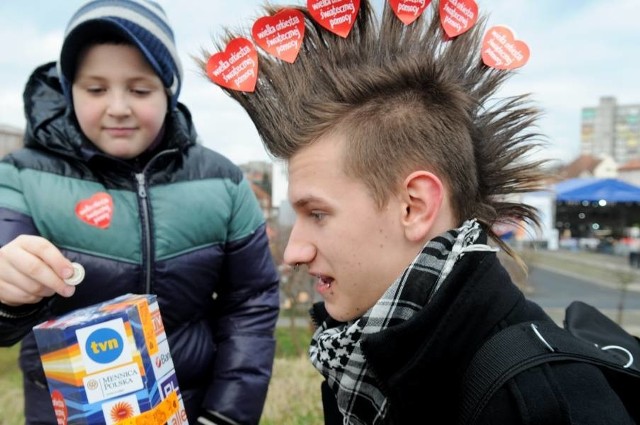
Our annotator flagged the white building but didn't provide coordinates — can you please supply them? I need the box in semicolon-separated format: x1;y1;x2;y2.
271;159;295;226
581;97;640;165
0;124;23;157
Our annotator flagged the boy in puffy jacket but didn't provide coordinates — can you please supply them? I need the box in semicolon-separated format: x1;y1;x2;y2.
0;1;279;424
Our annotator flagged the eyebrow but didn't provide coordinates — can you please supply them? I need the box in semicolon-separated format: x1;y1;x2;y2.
292;195;323;210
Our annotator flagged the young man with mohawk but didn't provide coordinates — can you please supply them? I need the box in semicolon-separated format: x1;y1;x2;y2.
205;1;634;424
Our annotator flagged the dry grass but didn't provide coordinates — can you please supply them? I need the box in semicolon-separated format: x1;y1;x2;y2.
0;344;23;425
261;356;324;425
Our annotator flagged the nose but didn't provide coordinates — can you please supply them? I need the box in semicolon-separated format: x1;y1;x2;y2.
283;223;316;267
106;91;131;116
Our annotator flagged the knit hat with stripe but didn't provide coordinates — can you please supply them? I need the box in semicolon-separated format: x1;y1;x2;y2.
58;0;183;109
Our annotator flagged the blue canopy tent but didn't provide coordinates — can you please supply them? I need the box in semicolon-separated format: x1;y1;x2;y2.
554;178;640;203
553;178;640;241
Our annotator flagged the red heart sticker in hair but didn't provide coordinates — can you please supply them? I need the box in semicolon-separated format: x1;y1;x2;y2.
252;9;305;63
481;26;530;70
75;192;113;229
389;0;431;25
206;38;259;92
307;0;360;38
439;0;478;38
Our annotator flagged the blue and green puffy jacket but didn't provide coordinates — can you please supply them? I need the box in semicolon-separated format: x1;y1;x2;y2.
0;62;280;425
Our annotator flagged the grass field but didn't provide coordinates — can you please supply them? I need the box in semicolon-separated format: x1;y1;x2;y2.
0;344;24;424
0;327;323;425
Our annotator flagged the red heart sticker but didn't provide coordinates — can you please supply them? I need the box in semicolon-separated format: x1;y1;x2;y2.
252;9;305;63
439;0;478;38
206;38;259;92
481;26;530;70
389;0;431;25
75;192;113;229
307;0;360;38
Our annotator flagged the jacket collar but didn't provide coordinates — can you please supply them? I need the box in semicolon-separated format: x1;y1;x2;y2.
359;249;525;416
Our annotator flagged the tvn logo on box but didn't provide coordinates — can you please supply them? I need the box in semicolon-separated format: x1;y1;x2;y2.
76;318;133;374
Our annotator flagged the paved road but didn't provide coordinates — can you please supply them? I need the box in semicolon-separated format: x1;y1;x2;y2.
527;266;640;309
527;265;640;335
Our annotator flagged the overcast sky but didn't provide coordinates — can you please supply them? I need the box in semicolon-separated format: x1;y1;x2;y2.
1;0;638;167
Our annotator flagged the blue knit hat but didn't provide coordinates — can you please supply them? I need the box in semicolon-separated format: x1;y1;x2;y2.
58;0;183;110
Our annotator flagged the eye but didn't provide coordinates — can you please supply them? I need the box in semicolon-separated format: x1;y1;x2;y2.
310;211;326;222
131;88;151;96
86;86;106;94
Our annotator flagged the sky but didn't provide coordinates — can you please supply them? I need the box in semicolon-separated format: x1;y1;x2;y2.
0;0;638;167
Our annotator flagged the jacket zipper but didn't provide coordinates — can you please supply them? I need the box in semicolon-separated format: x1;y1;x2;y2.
134;172;152;294
133;148;179;294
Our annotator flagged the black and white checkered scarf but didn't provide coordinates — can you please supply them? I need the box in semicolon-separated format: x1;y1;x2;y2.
309;219;496;424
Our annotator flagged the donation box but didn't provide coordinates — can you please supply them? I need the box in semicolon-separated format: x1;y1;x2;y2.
33;293;188;424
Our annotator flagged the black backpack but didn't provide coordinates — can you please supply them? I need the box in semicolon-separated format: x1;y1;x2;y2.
460;301;640;425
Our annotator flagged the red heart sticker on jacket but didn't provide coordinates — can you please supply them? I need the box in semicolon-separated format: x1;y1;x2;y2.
75;192;113;229
389;0;431;25
307;0;360;38
439;0;477;38
252;9;305;63
481;26;530;70
206;38;259;92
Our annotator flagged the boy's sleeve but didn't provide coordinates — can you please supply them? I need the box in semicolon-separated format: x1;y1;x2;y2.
199;177;280;425
0;162;34;242
0;161;50;345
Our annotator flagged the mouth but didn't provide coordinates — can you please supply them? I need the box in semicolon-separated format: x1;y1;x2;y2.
104;127;136;137
314;274;334;296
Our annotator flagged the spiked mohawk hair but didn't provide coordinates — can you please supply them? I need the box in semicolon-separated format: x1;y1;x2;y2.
199;0;548;256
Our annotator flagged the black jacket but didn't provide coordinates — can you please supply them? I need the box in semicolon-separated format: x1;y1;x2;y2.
316;250;633;424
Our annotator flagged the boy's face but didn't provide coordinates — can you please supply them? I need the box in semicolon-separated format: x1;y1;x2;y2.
72;44;168;159
285;134;419;322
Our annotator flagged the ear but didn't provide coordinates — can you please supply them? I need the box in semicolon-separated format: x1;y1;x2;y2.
401;171;445;242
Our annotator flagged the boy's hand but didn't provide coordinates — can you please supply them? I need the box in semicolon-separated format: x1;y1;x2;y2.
0;235;76;307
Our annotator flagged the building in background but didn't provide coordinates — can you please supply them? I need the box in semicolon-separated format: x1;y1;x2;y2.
239;160;274;221
581;97;640;165
556;153;618;181
0;124;23;157
618;158;640;187
270;160;295;227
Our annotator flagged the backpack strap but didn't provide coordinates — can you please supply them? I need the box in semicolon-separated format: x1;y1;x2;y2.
459;321;640;425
